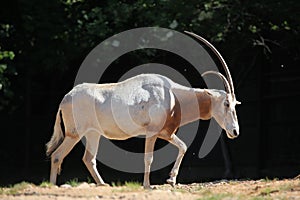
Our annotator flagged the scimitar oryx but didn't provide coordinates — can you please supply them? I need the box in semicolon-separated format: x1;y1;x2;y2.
46;32;241;189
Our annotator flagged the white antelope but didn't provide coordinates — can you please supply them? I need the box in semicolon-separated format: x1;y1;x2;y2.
46;32;241;189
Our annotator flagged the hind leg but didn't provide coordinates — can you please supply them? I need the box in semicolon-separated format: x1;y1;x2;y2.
50;136;80;184
82;132;108;186
143;135;157;189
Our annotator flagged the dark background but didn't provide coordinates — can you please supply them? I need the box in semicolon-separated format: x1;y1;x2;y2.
0;0;299;186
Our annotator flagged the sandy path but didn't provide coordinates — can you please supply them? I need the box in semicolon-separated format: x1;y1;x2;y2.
1;178;299;200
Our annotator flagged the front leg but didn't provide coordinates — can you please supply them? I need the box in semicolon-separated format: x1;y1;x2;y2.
165;134;187;186
143;136;157;189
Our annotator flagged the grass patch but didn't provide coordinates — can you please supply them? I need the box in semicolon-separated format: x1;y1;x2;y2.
278;183;293;192
260;177;270;182
112;181;142;192
172;187;188;193
124;181;141;189
0;181;33;195
250;197;271;200
261;177;278;182
111;181;122;187
86;176;93;184
198;188;213;196
39;181;54;188
260;187;279;196
197;193;232;200
65;178;80;187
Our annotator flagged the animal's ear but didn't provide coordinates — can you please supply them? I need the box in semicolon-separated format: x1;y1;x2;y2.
236;100;241;105
204;89;212;96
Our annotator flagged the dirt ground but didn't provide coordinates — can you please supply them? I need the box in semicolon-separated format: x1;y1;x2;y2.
1;177;299;200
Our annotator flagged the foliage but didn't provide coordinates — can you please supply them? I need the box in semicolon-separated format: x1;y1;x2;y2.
111;181;122;187
65;178;80;187
0;0;299;110
112;181;142;192
0;181;33;195
39;181;54;188
124;181;141;189
0;23;16;110
86;176;93;184
111;181;141;188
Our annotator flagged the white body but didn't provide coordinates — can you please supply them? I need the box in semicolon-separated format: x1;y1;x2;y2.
62;74;212;139
67;74;177;139
46;73;239;188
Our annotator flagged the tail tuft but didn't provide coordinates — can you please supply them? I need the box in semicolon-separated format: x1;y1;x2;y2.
46;109;64;156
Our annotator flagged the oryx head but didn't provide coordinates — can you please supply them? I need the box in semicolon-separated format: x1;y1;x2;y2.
184;31;241;139
202;71;241;139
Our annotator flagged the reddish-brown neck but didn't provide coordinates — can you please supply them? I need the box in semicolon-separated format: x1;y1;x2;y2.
196;91;212;120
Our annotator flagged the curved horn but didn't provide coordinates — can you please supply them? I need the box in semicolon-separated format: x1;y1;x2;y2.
184;31;235;96
202;71;232;94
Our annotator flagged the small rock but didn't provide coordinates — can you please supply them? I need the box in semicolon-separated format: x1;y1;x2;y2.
60;184;72;188
77;182;90;188
89;183;96;187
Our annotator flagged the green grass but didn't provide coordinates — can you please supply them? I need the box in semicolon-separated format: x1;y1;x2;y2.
112;181;142;192
260;177;279;182
65;178;80;187
124;181;141;189
39;181;54;188
86;176;93;184
111;181;122;187
260;187;279;196
197;193;232;200
111;181;141;188
172;187;188;193
249;197;271;200
0;181;33;195
279;183;293;192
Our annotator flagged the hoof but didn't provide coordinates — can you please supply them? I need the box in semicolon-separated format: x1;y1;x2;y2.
143;185;151;190
166;178;176;187
143;185;156;190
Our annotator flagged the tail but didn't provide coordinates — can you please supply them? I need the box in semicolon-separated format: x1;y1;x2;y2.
46;109;64;156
